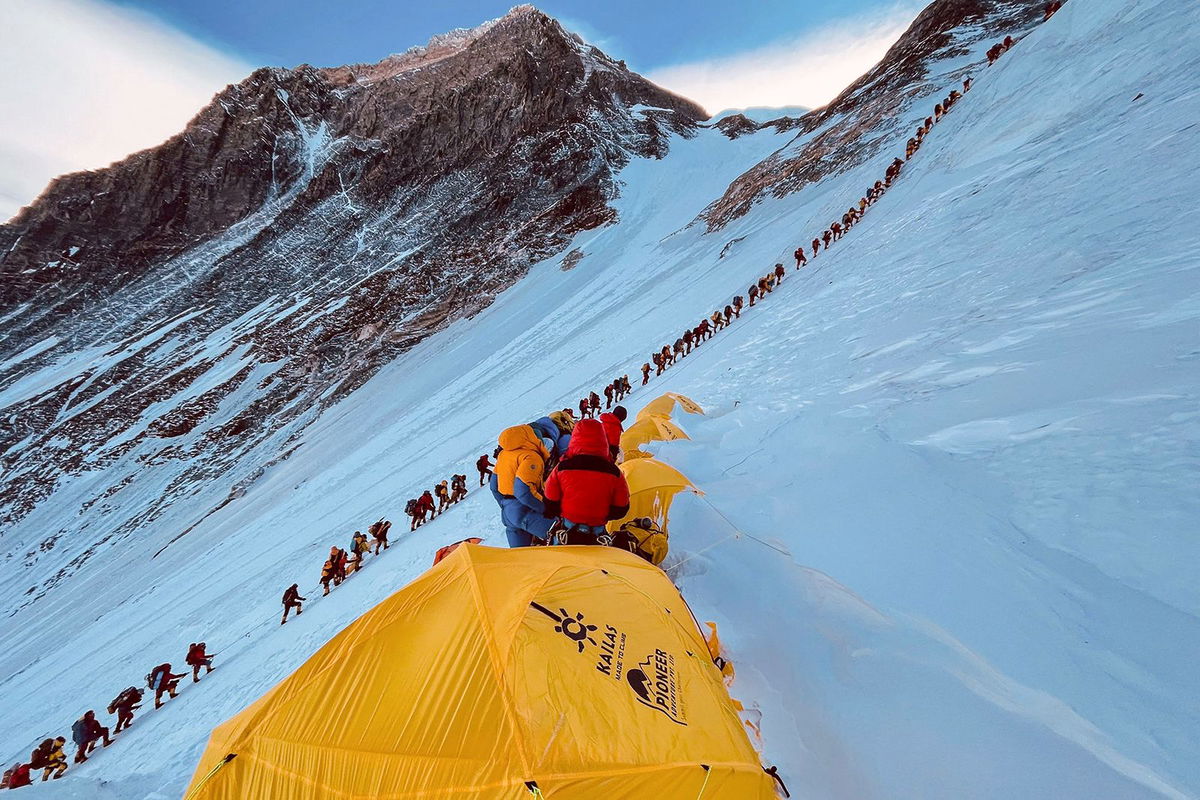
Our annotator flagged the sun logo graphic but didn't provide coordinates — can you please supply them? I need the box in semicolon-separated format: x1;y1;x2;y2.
530;602;598;653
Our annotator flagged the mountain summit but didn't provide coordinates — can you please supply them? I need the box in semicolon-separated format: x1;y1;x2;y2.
0;7;702;542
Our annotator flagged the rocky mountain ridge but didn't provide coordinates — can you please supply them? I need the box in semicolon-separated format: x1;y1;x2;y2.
702;0;1048;227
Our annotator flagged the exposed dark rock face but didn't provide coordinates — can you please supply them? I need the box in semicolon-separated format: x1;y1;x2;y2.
0;6;703;583
701;0;1049;228
714;114;762;140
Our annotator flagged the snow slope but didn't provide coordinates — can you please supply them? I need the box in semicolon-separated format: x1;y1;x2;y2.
3;0;1199;797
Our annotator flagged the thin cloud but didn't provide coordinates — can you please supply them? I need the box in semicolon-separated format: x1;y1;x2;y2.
0;0;250;221
647;3;922;117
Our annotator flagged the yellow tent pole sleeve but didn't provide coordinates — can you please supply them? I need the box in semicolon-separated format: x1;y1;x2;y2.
183;753;236;800
695;764;712;799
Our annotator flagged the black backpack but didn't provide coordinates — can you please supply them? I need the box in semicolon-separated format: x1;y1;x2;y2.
404;499;416;515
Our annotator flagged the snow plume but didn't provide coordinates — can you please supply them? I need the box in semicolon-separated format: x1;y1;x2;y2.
648;2;922;116
0;0;249;221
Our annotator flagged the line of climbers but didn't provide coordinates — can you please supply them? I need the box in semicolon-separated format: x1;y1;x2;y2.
577;375;633;418
403;474;469;532
987;34;1017;65
314;517;395;598
641;73;981;387
1;644;216;788
1;28;1048;788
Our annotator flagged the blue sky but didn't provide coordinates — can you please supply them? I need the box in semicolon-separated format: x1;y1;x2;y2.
110;0;906;74
2;0;922;219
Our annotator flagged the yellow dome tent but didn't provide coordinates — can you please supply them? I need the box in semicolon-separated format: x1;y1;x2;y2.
184;545;776;800
621;393;704;459
620;415;690;455
636;392;704;421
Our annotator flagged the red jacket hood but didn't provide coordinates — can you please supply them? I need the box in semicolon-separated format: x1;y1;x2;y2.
567;419;609;457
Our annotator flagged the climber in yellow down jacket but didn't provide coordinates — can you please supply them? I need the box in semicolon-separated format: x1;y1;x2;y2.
490;424;555;547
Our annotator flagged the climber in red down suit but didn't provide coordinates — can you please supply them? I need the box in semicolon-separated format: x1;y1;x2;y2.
542;419;630;546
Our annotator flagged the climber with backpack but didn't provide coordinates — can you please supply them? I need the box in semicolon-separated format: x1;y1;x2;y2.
598;406;627;462
31;737;67;781
350;531;372;565
490;422;554;547
4;761;32;787
416;491;435;527
542;419;631;546
434;481;451;515
282;583;306;624
148;662;185;708
329;546;349;584
453;474;468;503
476;453;493;486
72;709;111;763
369;518;391;553
320;558;336;595
108;686;143;733
186;642;215;682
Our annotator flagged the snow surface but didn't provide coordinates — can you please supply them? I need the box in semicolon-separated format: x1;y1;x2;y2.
2;0;1199;797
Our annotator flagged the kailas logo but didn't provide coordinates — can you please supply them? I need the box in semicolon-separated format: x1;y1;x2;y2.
529;600;684;725
625;650;686;725
530;602;597;653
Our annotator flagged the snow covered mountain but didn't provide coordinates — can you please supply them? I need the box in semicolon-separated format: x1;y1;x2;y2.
3;0;1199;797
0;5;703;590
